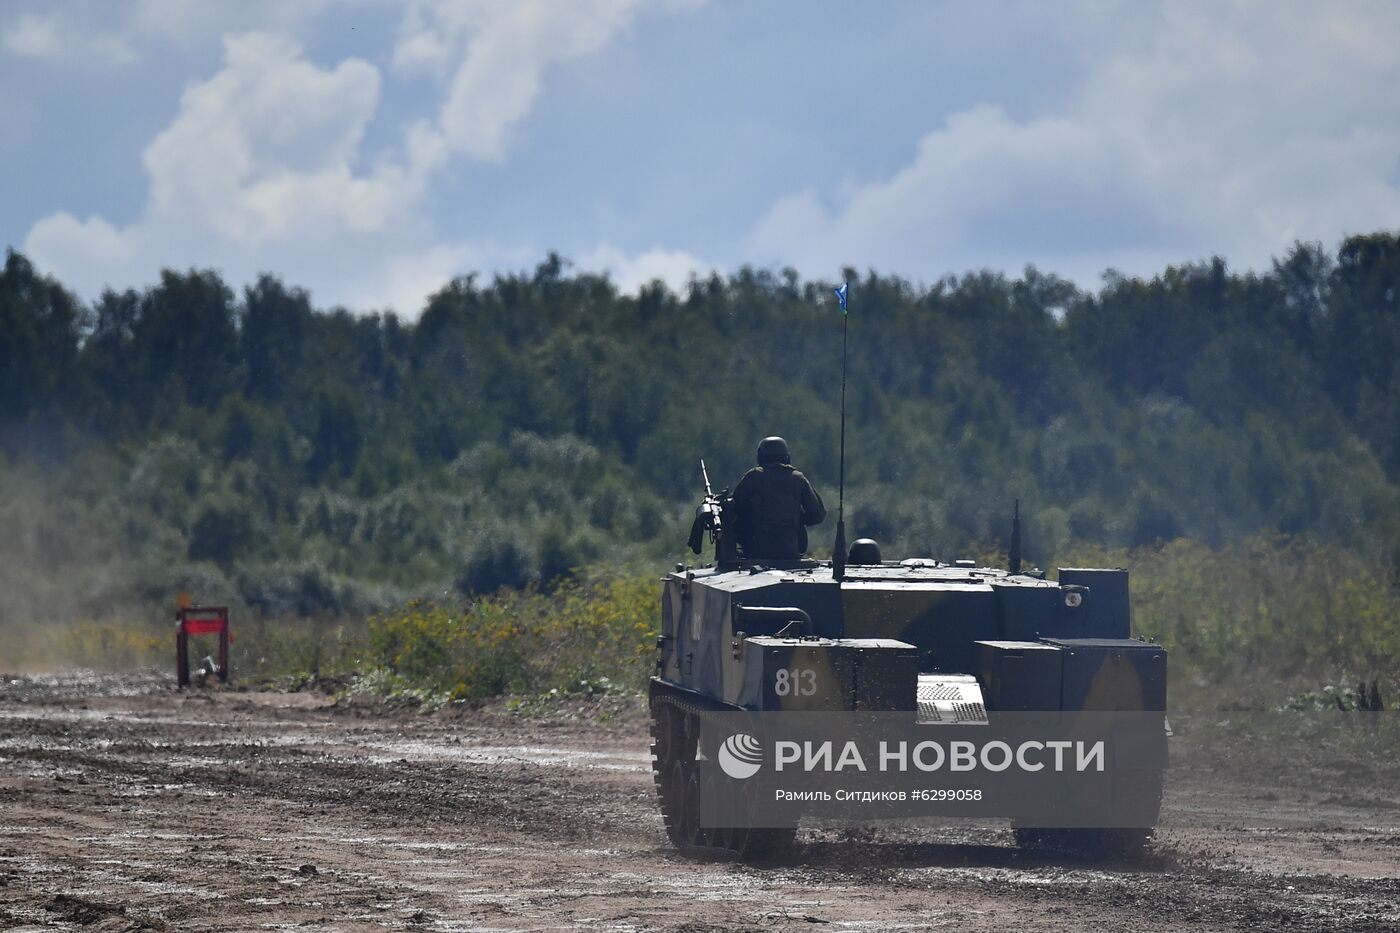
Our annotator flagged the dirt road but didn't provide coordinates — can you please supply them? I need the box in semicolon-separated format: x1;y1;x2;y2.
0;673;1397;932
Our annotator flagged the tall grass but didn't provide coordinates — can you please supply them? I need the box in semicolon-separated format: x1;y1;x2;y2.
0;613;364;684
1060;536;1400;704
3;619;169;672
9;538;1395;711
365;571;657;699
358;536;1399;706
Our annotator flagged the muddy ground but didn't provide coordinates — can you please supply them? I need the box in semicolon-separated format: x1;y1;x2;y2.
0;673;1396;932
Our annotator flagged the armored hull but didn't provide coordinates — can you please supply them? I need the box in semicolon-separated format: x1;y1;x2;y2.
649;558;1168;858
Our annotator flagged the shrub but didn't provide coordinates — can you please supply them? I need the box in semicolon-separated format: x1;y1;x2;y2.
456;527;538;595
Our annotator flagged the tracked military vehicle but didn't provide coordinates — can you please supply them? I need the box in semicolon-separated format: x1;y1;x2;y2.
650;494;1168;860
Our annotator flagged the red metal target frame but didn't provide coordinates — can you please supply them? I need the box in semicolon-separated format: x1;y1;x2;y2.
175;606;230;687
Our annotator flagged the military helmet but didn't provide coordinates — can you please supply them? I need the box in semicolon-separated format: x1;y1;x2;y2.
848;538;882;564
756;436;791;465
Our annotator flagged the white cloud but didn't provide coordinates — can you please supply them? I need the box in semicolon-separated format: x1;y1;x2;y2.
2;14;59;59
139;33;407;238
361;241;522;315
23;212;140;273
20;1;708;315
748;1;1400;286
25;32;445;312
749;105;1164;282
395;0;690;162
580;244;713;294
2;11;136;64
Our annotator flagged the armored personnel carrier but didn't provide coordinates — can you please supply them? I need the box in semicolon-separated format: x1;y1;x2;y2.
651;496;1168;860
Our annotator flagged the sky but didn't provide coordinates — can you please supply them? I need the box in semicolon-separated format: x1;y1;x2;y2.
3;0;1400;317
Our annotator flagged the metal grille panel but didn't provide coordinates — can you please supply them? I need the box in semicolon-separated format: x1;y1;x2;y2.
916;674;989;726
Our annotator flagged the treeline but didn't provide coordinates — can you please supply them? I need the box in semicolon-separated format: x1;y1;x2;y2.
1;234;1398;626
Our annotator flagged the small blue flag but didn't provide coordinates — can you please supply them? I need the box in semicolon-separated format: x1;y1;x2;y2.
835;282;848;315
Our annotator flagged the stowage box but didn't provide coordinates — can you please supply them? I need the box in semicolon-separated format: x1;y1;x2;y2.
739;636;918;712
975;640;1063;711
1056;568;1131;638
1042;637;1166;712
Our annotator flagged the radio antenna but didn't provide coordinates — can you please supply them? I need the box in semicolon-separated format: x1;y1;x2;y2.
833;282;850;581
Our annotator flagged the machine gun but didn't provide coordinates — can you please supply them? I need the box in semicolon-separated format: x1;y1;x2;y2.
687;459;736;561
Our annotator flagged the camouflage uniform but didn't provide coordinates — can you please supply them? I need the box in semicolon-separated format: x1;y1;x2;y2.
731;462;826;560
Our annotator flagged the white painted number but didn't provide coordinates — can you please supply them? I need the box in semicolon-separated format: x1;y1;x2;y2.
774;668;817;697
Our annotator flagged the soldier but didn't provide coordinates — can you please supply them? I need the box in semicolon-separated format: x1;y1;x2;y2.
731;436;826;560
